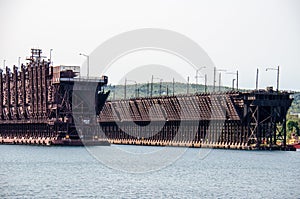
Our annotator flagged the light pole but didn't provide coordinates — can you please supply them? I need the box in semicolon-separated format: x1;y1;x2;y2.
112;85;116;100
213;67;226;92
195;66;206;92
218;73;222;92
196;74;207;93
226;70;239;90
125;79;138;98
49;49;53;66
213;67;216;91
151;76;163;97
147;81;150;97
159;79;162;96
187;76;190;94
195;66;206;84
150;75;153;97
173;78;175;96
124;78;127;99
205;74;207;93
237;70;239;90
79;53;89;78
256;68;259;90
18;57;21;68
266;66;280;92
232;79;236;90
3;60;6;69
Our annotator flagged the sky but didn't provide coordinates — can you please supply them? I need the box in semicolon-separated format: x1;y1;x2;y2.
0;0;299;91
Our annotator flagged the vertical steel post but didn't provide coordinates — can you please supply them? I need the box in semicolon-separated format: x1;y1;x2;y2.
124;78;127;99
172;78;175;96
213;66;216;92
205;74;207;93
159;79;162;96
256;68;259;90
187;76;189;94
236;70;239;90
218;73;221;92
150;75;153;97
276;66;279;92
232;79;235;90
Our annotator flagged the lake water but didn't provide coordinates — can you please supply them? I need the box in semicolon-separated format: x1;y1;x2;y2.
0;145;299;199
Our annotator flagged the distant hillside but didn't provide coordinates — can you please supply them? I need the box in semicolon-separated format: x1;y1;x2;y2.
105;82;236;100
290;93;300;114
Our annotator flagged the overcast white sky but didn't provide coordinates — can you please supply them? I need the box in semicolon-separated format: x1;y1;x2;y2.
0;0;299;90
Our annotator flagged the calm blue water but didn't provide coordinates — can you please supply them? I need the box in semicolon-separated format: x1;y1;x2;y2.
0;145;299;199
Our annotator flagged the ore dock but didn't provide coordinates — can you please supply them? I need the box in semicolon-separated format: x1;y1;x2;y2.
0;49;110;146
0;49;295;150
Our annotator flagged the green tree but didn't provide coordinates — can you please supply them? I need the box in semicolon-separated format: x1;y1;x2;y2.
287;120;300;136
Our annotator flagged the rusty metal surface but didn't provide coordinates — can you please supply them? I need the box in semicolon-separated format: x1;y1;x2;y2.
0;49;293;149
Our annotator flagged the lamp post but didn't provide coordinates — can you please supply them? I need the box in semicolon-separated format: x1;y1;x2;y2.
49;49;53;66
18;57;21;68
226;70;239;90
150;75;153;97
232;79;236;90
266;66;280;92
112;85;116;100
79;53;89;78
205;74;207;93
159;79;162;96
213;67;226;92
151;76;163;97
195;74;207;93
195;66;206;84
195;66;206;92
218;73;222;92
3;60;6;69
173;78;175;96
256;68;259;90
124;78;127;99
125;79;138;98
187;76;190;94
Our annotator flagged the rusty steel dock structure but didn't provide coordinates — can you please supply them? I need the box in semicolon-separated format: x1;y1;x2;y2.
0;49;110;146
0;49;294;149
99;89;293;150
